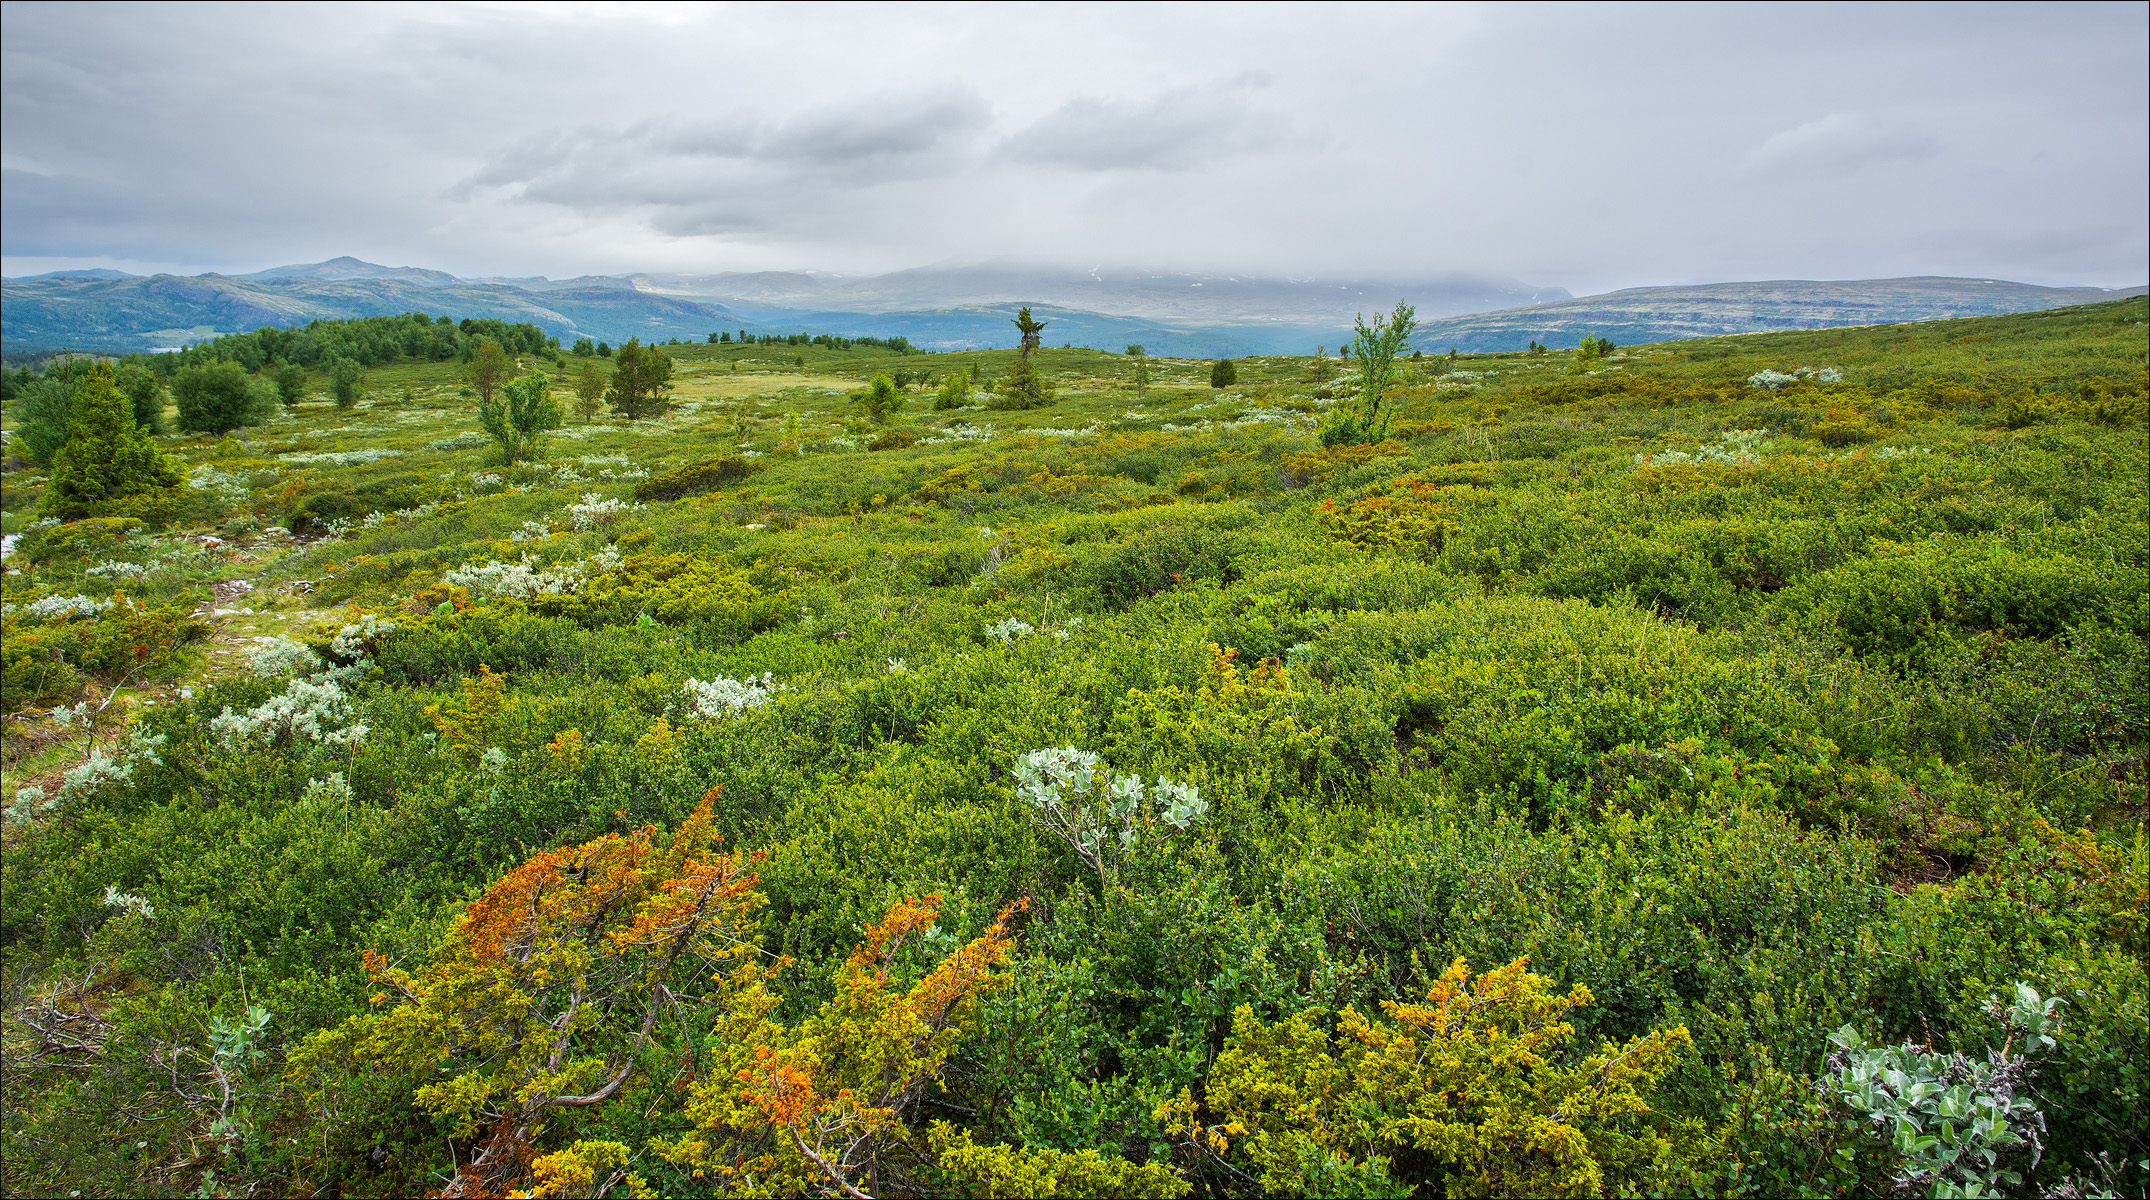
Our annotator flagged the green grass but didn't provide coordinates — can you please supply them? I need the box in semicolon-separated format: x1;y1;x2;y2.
1;298;2144;1198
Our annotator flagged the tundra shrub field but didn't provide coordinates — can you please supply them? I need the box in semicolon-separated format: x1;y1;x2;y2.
2;300;2144;1197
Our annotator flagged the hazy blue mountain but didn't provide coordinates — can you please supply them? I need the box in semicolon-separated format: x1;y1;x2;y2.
728;303;1317;358
1;269;745;354
17;267;140;282
1415;277;2150;352
240;256;460;287
638;265;1567;327
7;258;2141;358
466;274;639;293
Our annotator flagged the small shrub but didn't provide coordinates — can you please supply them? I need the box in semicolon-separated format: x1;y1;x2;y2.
1076;522;1250;608
632;456;764;502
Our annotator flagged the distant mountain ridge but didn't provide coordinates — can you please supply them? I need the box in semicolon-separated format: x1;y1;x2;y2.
241;255;459;287
1;265;748;355
630;265;1570;328
4;257;2140;356
1415;277;2148;352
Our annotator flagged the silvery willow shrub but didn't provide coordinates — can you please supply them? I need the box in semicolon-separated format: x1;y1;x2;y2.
46;721;166;808
681;673;783;719
1636;428;1772;467
329;613;399;660
102;885;155;920
564;492;642;531
445;554;584;600
208;677;367;749
1749;366;1845;389
1013;746;1208;886
187;465;252;508
58;750;132;802
1825;983;2063;1198
280;449;402;466
86;561;151;580
984;617;1034;644
18;593;111;621
249;635;321;679
5;784;55;825
443;547;621;601
302;772;353;805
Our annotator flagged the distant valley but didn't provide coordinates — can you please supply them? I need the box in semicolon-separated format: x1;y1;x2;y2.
3;255;2139;358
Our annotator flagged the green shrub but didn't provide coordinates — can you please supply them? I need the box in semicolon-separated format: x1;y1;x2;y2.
1075;521;1252;609
632;455;764;502
1775;536;2136;665
28;515;143;559
173;360;276;435
287;491;360;535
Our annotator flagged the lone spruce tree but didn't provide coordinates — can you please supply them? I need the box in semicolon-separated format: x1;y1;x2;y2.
993;306;1054;410
39;363;183;521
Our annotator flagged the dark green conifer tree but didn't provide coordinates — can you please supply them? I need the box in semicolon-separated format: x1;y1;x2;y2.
992;307;1055;410
114;359;171;434
39;363;184;521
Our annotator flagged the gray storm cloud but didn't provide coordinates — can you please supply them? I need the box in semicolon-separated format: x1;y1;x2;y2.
2;1;2143;291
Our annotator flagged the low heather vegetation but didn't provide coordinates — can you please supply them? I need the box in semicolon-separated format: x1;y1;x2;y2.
2;299;2144;1197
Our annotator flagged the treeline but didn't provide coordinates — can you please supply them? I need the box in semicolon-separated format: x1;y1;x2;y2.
0;313;575;468
703;328;916;353
170;312;556;372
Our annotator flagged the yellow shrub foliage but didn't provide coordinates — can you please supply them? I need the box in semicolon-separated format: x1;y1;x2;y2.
528;552;781;627
1115;645;1326;799
515;1140;652;1199
658;895;1028;1197
1279;438;1410;486
635;716;680;766
1318;474;1460;557
1159;956;1696;1198
916;463;988;501
926;1122;1188;1198
424;663;509;764
544;727;590;775
285;790;769;1199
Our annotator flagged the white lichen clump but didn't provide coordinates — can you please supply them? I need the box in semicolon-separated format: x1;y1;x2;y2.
681;673;784;720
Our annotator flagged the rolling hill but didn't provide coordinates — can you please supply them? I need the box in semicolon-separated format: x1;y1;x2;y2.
0;267;746;355
4;257;2140;357
1414;276;2148;351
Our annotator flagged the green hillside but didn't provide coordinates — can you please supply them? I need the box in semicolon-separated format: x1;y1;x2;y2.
2;299;2144;1198
1417;276;2148;351
0;271;748;356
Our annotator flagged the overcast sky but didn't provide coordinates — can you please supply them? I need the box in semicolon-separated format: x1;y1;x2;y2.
3;1;2145;294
